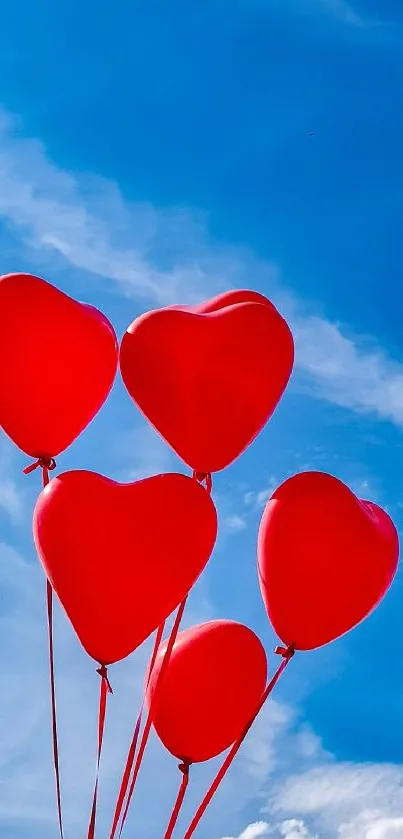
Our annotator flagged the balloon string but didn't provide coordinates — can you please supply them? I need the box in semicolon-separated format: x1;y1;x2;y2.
181;644;295;839
87;665;113;839
108;621;166;839
47;578;64;839
117;597;188;837
24;457;63;839
162;762;191;839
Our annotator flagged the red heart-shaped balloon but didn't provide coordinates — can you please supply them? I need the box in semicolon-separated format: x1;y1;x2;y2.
258;471;399;650
33;471;217;664
0;273;118;458
120;290;294;473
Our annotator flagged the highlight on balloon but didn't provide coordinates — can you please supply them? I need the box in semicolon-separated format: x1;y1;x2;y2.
0;271;399;839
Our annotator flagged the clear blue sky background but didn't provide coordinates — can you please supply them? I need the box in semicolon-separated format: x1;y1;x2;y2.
1;2;403;838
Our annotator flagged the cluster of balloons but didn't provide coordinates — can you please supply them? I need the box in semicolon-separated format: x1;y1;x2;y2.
0;272;399;838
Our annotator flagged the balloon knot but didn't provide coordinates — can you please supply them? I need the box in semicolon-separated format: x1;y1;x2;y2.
97;665;113;694
275;643;295;659
23;456;57;476
192;471;212;495
178;761;191;775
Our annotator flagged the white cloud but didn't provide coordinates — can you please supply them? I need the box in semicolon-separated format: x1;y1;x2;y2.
240;700;296;783
222;821;270;839
340;813;403;839
222;820;317;839
270;762;403;839
280;820;316;838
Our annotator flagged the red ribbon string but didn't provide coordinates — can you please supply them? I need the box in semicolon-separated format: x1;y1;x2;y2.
181;645;295;839
108;621;166;839
163;762;191;839
24;457;64;838
87;665;113;839
116;597;188;838
47;578;64;839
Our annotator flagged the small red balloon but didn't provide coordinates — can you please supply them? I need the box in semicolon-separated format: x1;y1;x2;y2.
258;471;399;650
33;471;217;665
147;620;267;763
120;290;294;473
0;273;118;458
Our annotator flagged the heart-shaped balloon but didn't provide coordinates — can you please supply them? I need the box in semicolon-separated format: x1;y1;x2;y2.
147;620;267;763
258;471;399;651
0;273;118;458
33;470;217;664
120;290;294;473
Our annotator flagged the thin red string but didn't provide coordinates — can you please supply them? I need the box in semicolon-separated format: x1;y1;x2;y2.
108;621;166;839
24;457;63;838
47;578;64;839
117;597;188;837
163;762;191;839
87;665;113;839
181;645;295;839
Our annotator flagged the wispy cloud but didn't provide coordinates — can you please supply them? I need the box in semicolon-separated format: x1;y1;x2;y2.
0;439;24;523
0;475;22;522
118;423;180;482
244;478;279;510
291;312;403;427
2;106;403;436
0;109;236;306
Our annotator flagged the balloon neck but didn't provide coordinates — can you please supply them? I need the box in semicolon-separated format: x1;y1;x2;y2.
96;664;113;694
178;760;191;776
192;471;212;495
275;643;295;659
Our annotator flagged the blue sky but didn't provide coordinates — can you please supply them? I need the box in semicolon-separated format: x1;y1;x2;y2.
1;1;403;837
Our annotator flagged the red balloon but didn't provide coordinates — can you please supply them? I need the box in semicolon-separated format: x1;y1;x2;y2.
258;471;399;650
120;290;294;473
147;620;267;763
33;471;217;665
0;273;118;458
